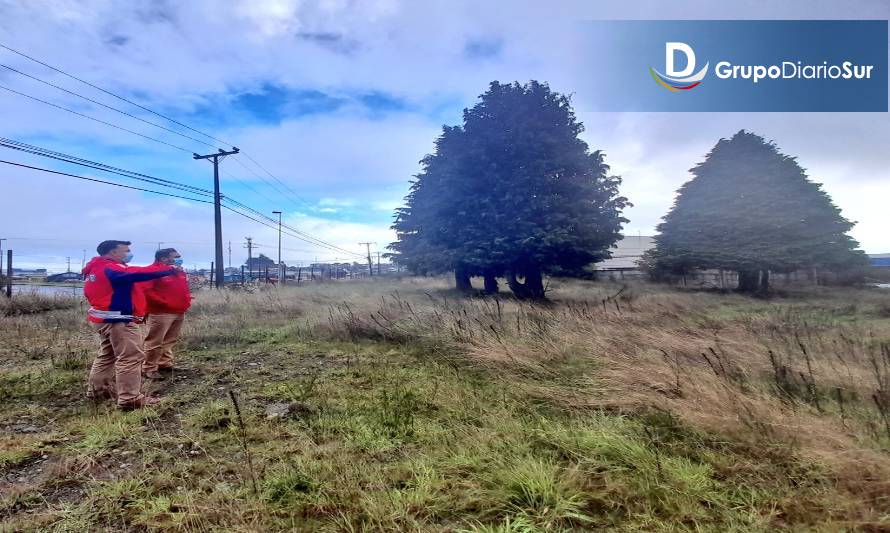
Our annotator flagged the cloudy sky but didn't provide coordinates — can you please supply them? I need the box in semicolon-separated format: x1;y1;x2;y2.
0;0;887;272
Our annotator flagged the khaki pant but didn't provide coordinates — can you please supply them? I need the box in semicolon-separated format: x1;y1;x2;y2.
88;322;146;406
143;313;184;373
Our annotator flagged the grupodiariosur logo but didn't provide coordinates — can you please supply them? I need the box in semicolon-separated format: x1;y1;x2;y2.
650;42;709;91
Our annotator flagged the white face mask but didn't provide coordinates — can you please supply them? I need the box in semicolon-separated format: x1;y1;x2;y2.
121;252;134;263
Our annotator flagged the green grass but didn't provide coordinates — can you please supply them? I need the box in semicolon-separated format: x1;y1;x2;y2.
0;279;888;531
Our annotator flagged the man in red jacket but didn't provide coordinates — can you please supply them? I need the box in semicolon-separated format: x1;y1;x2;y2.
142;248;191;380
83;240;178;410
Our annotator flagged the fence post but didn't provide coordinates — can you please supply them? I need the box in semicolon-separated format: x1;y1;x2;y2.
241;265;245;285
210;262;215;286
297;267;302;284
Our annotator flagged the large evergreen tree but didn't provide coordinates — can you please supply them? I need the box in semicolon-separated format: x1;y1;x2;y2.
389;81;629;298
647;130;867;292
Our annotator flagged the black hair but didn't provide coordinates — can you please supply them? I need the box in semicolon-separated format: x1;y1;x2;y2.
155;248;178;261
97;240;131;255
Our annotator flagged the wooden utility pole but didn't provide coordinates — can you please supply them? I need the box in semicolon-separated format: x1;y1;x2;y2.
0;238;6;277
6;249;12;297
193;147;239;289
271;210;284;285
244;237;253;281
359;242;375;277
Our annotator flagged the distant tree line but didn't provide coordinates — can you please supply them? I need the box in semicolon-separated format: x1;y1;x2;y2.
388;81;867;297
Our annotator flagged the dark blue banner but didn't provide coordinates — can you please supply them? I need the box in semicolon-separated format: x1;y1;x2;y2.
575;20;888;112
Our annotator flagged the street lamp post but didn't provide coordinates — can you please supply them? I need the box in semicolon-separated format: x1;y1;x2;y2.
272;210;283;285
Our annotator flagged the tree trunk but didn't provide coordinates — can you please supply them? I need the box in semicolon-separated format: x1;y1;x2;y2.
454;266;472;292
507;267;545;299
759;269;770;293
737;269;760;293
483;272;499;294
506;271;527;298
524;267;545;299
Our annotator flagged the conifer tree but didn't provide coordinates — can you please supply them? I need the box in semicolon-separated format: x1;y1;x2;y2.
390;81;628;298
648;130;867;292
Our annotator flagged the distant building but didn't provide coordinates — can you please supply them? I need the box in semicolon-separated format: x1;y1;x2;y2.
11;268;48;279
46;272;82;283
870;254;890;268
245;254;276;278
595;235;654;271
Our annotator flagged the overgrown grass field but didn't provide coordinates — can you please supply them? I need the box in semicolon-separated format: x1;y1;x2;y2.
1;278;889;531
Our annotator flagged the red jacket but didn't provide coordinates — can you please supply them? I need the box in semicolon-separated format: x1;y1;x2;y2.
144;261;191;314
82;257;177;323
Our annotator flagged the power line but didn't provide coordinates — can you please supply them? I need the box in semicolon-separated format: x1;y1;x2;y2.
219;204;355;256
0;43;315;210
0;45;365;258
0;159;213;203
230;156;315;211
2;157;362;257
4;237;208;246
0;62;222;151
0;42;233;147
1;137;364;258
219;166;285;207
242;152;310;204
252;242;321;254
223;197;363;257
0;137;214;197
0;83;194;153
3;138;360;256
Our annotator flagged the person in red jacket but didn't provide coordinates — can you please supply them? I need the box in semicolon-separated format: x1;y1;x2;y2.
142;248;191;380
83;240;178;410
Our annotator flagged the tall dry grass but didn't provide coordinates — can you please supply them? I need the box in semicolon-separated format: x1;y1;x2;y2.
5;277;889;511
187;278;890;507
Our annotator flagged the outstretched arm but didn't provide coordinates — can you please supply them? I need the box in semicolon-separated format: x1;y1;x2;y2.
106;265;177;284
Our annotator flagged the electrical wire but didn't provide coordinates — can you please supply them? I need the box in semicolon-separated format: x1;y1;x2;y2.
1;158;363;257
0;159;213;203
0;138;214;197
0;62;223;151
0;83;194;153
0;44;366;258
242;152;312;206
0;138;363;257
0;42;314;210
0;42;233;147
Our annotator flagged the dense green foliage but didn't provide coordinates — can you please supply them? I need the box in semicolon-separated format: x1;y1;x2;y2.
389;81;628;298
645;130;867;291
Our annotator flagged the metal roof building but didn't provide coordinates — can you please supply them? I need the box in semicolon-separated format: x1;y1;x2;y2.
870;254;890;267
595;235;655;270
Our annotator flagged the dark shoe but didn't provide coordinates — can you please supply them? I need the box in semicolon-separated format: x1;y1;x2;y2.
143;371;166;381
157;366;177;374
118;396;161;411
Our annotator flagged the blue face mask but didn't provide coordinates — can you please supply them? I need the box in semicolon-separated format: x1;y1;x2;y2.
173;258;184;267
121;252;134;264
